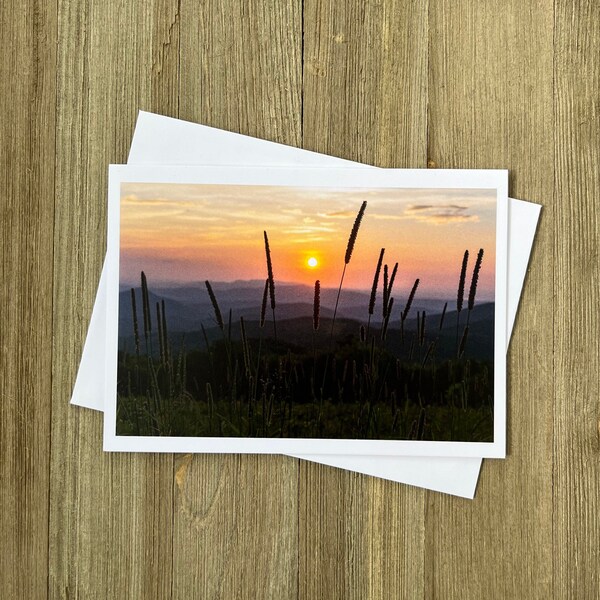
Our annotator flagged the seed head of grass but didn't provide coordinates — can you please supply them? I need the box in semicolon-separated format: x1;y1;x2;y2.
383;264;389;318
457;250;469;313
401;278;420;322
368;247;385;316
468;248;484;311
344;201;367;264
386;262;398;317
205;280;224;330
313;280;321;331
263;230;276;309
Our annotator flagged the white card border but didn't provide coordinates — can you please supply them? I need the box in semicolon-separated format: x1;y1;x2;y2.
104;164;508;458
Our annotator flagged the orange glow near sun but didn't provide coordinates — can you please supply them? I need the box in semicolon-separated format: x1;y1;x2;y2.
307;256;318;268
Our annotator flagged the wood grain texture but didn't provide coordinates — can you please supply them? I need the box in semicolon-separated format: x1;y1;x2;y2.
300;2;428;598
173;1;302;597
426;2;556;598
49;1;178;597
1;1;599;598
0;2;56;599
554;1;600;596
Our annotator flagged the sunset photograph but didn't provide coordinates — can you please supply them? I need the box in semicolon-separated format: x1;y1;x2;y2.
116;182;497;442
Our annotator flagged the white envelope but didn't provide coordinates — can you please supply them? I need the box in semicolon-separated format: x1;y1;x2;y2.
70;112;541;497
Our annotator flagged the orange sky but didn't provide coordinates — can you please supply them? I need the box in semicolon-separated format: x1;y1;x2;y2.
120;183;497;300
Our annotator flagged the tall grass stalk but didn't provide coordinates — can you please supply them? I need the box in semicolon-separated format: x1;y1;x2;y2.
400;278;420;342
467;248;484;326
383;264;389;317
439;301;448;331
313;280;321;332
161;299;169;364
381;297;394;341
366;247;385;342
458;325;469;358
423;301;448;368
205;280;224;330
156;302;165;365
461;248;484;357
260;278;268;328
240;316;250;376
312;280;321;402
263;231;277;341
386;262;398;317
205;280;231;379
456;250;469;351
330;201;367;344
130;288;140;357
130;288;141;393
141;271;153;355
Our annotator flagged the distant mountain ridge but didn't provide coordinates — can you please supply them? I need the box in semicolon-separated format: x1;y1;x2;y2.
119;280;472;334
119;281;494;362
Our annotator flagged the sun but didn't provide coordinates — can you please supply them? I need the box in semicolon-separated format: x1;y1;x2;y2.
307;256;318;268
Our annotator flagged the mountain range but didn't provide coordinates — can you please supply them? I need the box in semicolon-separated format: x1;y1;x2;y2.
118;281;495;361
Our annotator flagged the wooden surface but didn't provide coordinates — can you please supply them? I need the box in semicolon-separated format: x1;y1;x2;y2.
1;1;598;598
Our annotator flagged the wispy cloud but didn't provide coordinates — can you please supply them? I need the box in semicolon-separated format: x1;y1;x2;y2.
403;203;480;225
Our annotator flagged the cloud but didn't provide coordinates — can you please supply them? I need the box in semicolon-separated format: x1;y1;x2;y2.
403;204;480;225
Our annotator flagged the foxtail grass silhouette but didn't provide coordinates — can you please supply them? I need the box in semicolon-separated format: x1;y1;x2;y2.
383;264;389;317
312;280;321;405
330;201;367;342
263;231;277;340
386;262;398;318
456;250;469;350
205;280;224;330
462;248;484;355
345;201;367;264
468;249;484;315
366;247;385;341
400;278;420;342
141;271;151;343
313;280;321;331
402;279;419;321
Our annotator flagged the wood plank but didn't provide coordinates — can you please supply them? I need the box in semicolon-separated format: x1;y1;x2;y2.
300;1;428;598
172;454;299;599
179;0;302;142
173;1;302;597
425;2;555;597
0;2;57;598
48;1;180;597
553;1;600;596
